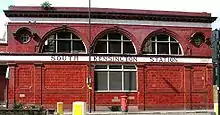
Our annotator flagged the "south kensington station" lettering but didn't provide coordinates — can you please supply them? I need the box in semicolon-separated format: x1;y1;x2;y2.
93;56;137;62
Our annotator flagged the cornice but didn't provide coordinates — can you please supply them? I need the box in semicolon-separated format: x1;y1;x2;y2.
4;8;217;23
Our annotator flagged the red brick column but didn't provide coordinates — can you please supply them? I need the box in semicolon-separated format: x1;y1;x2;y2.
206;64;214;109
34;63;43;105
184;65;192;109
137;64;145;110
7;63;17;107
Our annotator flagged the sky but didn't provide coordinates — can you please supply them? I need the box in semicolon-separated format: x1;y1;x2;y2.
0;0;220;38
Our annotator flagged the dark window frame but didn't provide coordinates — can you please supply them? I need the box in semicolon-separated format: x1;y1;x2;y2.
42;31;86;53
94;65;137;92
20;33;31;44
93;33;136;54
143;34;183;55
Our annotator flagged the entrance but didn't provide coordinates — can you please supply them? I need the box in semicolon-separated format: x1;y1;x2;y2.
0;65;7;106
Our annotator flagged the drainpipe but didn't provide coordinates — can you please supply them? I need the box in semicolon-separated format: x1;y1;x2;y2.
88;0;92;113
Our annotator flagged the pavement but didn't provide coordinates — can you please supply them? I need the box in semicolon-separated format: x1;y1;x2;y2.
55;110;215;115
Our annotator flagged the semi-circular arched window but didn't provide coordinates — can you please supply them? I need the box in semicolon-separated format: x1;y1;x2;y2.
42;31;86;53
93;33;136;54
142;34;183;55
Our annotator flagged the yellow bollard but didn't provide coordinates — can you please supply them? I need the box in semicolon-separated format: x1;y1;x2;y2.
72;102;86;115
57;102;64;115
214;86;218;115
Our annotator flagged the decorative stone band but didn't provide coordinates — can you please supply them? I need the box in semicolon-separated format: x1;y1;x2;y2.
0;55;212;64
8;17;211;28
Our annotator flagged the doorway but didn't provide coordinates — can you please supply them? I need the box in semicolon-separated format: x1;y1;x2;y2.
0;65;7;106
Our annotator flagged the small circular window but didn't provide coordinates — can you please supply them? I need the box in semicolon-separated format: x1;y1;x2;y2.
20;33;30;43
190;32;205;47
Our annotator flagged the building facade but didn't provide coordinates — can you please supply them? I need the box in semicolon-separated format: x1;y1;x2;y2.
0;6;217;111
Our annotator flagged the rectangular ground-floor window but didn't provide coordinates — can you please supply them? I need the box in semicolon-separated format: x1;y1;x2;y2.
94;65;137;92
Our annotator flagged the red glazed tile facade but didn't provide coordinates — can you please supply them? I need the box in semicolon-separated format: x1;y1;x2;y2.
0;6;216;111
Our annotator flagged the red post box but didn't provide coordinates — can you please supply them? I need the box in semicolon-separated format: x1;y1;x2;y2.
121;96;128;112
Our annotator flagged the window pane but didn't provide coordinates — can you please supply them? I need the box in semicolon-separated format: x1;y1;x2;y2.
124;65;136;69
58;40;71;53
100;35;107;40
43;40;55;52
20;33;30;43
57;32;71;39
157;43;169;54
95;72;108;90
157;35;169;41
73;41;85;53
109;65;122;69
143;40;155;54
123;42;135;54
109;72;122;90
170;37;176;41
123;36;129;40
124;72;136;90
171;43;180;54
108;33;121;40
72;34;80;39
151;36;156;41
94;41;107;53
95;65;107;69
109;41;121;53
43;35;55;52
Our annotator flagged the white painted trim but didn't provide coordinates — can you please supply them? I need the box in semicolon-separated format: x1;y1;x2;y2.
0;55;212;64
8;17;211;28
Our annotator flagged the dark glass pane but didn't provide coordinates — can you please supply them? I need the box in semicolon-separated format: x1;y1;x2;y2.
108;33;121;40
193;33;205;41
109;65;122;69
20;33;30;43
124;65;136;69
72;34;80;39
123;36;129;40
171;43;179;54
43;35;56;52
94;41;107;53
43;40;55;52
109;72;122;90
151;36;156;41
95;65;107;69
95;71;108;90
57;32;71;39
109;41;121;53
123;42;135;54
143;40;155;54
100;35;107;39
73;41;85;53
191;33;205;46
170;37;176;41
57;40;71;53
157;43;169;54
157;35;169;41
124;72;136;90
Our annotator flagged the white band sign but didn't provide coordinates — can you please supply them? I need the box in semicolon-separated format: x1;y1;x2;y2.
0;55;212;64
